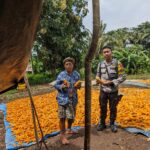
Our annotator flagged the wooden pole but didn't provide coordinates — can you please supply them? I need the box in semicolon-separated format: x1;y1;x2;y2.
84;0;100;149
24;75;49;150
24;76;40;150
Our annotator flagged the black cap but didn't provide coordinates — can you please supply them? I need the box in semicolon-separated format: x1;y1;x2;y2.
102;46;112;51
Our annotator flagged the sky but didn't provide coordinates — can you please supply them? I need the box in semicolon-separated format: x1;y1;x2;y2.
83;0;150;32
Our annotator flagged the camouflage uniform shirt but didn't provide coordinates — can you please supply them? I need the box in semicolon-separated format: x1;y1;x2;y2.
96;59;126;93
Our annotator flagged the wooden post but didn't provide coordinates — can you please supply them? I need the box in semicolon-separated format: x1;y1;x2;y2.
24;76;40;150
84;0;100;149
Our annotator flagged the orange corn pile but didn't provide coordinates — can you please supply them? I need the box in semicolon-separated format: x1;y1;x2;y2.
6;88;150;144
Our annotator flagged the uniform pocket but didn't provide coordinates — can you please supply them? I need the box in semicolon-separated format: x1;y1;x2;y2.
110;66;116;69
109;69;117;74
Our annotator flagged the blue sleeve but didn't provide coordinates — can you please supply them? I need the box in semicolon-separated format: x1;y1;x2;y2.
78;72;81;80
74;70;80;81
54;73;63;91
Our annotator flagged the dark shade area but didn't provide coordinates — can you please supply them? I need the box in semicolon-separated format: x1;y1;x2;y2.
0;0;43;93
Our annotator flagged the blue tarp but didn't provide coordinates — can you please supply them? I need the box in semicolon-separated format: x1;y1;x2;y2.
0;104;80;150
123;80;150;88
125;127;150;137
0;103;150;150
0;104;60;150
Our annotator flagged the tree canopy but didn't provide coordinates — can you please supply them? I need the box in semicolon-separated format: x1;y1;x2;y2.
31;0;150;77
95;21;150;74
32;0;90;75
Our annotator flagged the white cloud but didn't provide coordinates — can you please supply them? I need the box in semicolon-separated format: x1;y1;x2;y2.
83;0;150;31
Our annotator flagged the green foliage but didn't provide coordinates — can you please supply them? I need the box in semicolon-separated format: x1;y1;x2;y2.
33;0;90;76
96;21;150;75
100;22;150;53
91;45;150;75
79;67;85;79
127;73;150;79
92;55;103;75
131;22;150;48
113;45;150;74
32;57;44;73
32;1;150;78
27;74;53;85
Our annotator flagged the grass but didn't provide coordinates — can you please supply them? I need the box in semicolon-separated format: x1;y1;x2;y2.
127;73;150;79
90;73;150;80
0;84;54;103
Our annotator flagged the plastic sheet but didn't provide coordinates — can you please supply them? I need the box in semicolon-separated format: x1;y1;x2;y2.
122;80;150;88
0;104;80;150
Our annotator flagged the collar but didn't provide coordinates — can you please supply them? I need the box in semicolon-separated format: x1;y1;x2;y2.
65;70;74;76
104;58;114;65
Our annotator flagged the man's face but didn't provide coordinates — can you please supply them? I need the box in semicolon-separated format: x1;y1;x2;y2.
102;48;112;60
64;61;74;73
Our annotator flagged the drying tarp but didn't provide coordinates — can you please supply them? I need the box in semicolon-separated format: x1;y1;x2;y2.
0;104;150;150
0;0;42;94
122;80;150;88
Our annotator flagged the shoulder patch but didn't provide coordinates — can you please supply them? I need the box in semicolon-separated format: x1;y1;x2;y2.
118;62;124;73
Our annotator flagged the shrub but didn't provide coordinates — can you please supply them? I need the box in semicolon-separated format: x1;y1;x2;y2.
27;73;53;85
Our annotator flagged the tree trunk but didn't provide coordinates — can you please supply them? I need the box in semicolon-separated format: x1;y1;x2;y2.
0;0;43;93
84;0;100;150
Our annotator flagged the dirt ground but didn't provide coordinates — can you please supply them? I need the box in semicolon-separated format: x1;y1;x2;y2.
24;126;150;150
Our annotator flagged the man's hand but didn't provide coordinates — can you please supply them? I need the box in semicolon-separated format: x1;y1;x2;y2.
102;80;113;85
99;79;110;85
96;76;113;85
96;76;106;84
63;80;70;88
96;76;102;84
75;84;81;89
74;80;82;89
61;84;68;89
96;79;104;84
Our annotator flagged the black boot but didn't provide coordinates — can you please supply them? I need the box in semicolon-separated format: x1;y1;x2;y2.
110;124;117;133
97;123;106;131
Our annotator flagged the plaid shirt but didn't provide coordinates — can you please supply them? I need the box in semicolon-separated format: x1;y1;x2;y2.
54;70;80;106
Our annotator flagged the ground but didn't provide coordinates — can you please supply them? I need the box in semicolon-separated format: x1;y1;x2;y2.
25;127;150;150
0;83;150;150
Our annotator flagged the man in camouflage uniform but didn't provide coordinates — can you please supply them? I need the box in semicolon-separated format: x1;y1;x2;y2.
96;46;126;132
